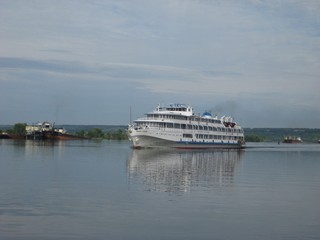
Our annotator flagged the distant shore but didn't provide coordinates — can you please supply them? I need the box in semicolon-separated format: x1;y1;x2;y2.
1;125;320;143
244;128;320;143
0;124;128;141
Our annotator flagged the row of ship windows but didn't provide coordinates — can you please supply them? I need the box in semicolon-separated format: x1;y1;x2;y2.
147;114;222;124
136;122;243;133
183;134;243;140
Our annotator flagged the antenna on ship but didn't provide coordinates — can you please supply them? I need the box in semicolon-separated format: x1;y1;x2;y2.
129;106;132;124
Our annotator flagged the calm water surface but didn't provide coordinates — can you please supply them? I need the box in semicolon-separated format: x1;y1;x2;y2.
0;140;319;240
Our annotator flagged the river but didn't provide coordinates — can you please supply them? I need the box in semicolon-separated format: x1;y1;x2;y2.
1;140;319;240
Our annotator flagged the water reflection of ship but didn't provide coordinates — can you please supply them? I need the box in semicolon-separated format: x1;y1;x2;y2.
127;149;243;193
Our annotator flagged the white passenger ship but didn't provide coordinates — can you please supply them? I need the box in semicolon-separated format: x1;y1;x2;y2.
127;104;245;149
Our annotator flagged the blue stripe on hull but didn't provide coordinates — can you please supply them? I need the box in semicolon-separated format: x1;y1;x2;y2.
175;141;243;149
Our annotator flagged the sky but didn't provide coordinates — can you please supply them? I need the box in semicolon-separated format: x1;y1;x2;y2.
1;0;319;128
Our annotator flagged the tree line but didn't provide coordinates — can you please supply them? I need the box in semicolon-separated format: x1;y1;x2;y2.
244;128;320;143
0;123;27;135
1;123;128;140
2;124;320;142
75;128;128;140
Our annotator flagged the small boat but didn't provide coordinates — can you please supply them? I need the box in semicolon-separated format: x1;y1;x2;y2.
25;122;85;140
283;136;302;144
0;132;10;139
127;103;245;149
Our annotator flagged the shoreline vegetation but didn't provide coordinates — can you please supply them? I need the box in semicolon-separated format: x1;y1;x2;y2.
1;124;320;142
244;128;320;143
0;123;128;140
74;128;127;140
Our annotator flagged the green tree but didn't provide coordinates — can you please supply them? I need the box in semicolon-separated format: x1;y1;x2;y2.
115;129;127;140
104;129;127;140
75;130;86;138
86;128;104;139
12;123;27;135
245;134;265;142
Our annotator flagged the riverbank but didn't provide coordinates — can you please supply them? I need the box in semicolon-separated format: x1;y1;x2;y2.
0;124;127;140
1;125;320;143
244;128;320;143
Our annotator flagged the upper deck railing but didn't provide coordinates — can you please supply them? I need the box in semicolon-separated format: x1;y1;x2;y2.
152;104;194;117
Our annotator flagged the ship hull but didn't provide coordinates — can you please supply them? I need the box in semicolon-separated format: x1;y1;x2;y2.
26;131;86;140
129;134;244;149
283;140;302;144
43;132;86;140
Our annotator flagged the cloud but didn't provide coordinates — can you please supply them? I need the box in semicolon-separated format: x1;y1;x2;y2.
0;56;318;100
0;1;320;126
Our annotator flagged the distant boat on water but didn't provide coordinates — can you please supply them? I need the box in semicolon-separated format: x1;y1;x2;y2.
0;122;85;140
283;136;302;144
0;132;11;139
26;122;85;140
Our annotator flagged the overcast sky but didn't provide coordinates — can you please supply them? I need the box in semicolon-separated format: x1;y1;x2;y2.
1;0;319;127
